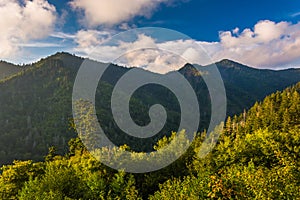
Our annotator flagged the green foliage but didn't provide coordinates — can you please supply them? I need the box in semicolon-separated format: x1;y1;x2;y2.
150;174;212;200
0;53;299;165
152;83;300;199
0;160;44;199
0;149;140;199
0;60;23;81
0;53;300;199
18;160;86;199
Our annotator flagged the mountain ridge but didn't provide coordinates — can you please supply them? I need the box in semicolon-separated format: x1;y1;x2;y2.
0;52;299;165
0;60;24;81
2;52;300;76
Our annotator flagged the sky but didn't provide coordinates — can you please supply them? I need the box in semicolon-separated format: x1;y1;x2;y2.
1;0;300;73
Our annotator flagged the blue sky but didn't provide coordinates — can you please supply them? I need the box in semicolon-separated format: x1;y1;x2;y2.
49;0;300;41
108;0;300;41
1;0;300;72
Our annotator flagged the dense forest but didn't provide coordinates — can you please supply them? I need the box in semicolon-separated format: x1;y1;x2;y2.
0;80;299;199
0;52;299;165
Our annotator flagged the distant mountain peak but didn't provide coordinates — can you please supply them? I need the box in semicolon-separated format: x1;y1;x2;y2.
177;63;205;77
44;52;79;61
215;59;252;70
53;51;75;57
179;63;194;70
178;59;253;76
178;63;195;72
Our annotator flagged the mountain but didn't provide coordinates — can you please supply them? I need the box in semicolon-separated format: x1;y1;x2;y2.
180;59;300;116
216;59;300;97
0;52;299;165
151;83;300;200
0;78;299;199
0;61;23;81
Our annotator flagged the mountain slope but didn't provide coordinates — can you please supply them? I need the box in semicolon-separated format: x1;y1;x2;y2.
0;61;23;81
0;52;299;165
0;80;299;200
180;59;300;115
151;82;300;200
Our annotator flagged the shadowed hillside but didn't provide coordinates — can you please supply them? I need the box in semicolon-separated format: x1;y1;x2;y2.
0;52;299;165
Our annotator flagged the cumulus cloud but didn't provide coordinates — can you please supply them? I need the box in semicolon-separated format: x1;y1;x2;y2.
73;20;300;73
69;0;182;27
211;20;300;68
73;29;113;57
0;0;56;59
75;30;112;48
219;20;289;47
118;49;186;74
73;32;211;73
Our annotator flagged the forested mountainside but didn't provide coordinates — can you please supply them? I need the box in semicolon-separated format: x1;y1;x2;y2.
0;52;299;165
0;81;299;199
0;61;22;80
151;82;300;199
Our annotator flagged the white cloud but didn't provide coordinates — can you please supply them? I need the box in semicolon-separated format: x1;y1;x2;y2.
232;27;239;35
73;20;300;73
75;30;111;48
50;32;76;39
18;42;62;48
291;12;300;18
118;23;137;31
74;32;158;63
118;49;186;74
0;0;56;60
211;20;300;68
73;30;113;56
219;20;289;48
73;32;211;73
69;0;182;27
